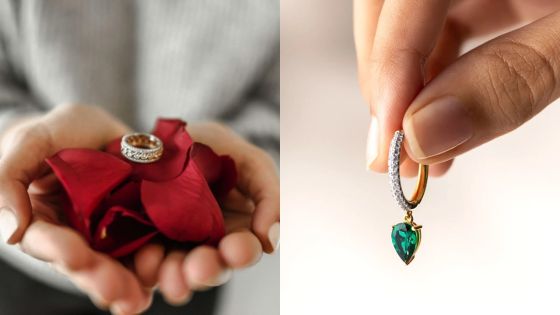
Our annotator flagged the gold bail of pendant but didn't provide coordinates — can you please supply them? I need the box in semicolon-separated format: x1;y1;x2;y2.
404;210;422;230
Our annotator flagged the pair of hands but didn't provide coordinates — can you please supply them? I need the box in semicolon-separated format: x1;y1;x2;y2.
0;105;279;314
355;0;560;175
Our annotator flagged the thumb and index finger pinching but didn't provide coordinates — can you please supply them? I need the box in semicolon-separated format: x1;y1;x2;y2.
402;11;560;166
362;0;451;173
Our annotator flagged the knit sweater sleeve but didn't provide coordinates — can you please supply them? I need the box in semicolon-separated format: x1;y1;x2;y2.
226;55;280;160
0;1;44;131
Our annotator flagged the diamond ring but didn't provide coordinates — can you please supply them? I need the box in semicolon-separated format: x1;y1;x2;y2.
388;130;428;211
120;133;163;164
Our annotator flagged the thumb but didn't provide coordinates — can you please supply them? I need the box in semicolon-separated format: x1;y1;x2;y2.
403;11;560;165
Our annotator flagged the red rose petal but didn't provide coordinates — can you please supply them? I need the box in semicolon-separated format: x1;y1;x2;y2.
141;159;225;244
46;149;132;233
105;138;121;156
152;118;189;142
106;118;193;182
60;193;89;239
190;143;222;183
214;156;237;199
93;206;157;257
190;143;237;199
104;181;142;211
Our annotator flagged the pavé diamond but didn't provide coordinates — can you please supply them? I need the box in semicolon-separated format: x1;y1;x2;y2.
388;130;416;211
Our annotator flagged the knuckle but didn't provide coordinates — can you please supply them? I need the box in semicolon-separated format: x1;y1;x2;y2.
478;39;556;131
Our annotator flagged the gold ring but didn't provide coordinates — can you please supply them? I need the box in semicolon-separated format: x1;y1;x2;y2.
120;133;163;163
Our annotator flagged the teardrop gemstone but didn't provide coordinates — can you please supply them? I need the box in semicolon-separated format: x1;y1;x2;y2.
391;222;421;265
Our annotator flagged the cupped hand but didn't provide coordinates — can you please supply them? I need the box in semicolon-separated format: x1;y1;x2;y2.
132;122;280;305
0;105;279;311
355;0;560;175
0;104;152;314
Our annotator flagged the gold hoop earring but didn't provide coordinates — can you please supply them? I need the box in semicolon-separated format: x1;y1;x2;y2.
388;130;428;265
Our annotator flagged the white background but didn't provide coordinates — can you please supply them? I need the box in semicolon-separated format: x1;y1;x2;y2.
218;253;279;315
282;1;560;314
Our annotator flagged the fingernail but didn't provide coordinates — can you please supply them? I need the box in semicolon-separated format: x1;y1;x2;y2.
210;268;232;286
166;291;192;306
109;305;122;315
0;207;17;243
90;294;109;310
109;302;128;315
268;222;280;253
366;116;379;170
404;96;473;159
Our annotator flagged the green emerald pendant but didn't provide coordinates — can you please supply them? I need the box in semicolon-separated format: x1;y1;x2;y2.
391;222;421;265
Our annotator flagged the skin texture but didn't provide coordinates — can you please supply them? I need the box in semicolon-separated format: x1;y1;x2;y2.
355;0;560;177
0;105;279;314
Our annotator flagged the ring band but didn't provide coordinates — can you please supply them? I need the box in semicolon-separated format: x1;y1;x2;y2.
388;130;428;211
120;133;163;164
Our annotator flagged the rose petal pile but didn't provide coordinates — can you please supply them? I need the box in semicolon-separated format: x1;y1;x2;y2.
46;119;237;257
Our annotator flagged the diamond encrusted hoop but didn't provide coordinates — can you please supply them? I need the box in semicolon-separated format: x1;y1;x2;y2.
388;130;428;264
388;130;429;211
121;133;164;164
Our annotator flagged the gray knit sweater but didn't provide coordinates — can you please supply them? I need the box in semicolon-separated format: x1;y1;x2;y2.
0;0;279;292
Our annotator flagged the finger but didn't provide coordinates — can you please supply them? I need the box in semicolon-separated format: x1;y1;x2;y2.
19;220;95;270
19;220;151;314
28;172;62;195
366;0;451;172
396;155;453;178
219;230;262;269
414;18;464;176
222;189;255;214
353;0;384;102
134;243;165;288
449;0;522;38
355;0;385;172
237;150;279;253
425;18;464;81
183;246;231;290
186;123;279;252
403;12;560;165
430;160;454;177
159;251;191;306
399;157;419;178
427;0;534;79
223;211;252;234
398;18;462;179
77;260;152;315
